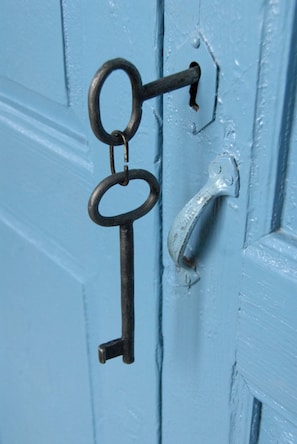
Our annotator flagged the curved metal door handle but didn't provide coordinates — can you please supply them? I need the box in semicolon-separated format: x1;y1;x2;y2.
167;154;239;285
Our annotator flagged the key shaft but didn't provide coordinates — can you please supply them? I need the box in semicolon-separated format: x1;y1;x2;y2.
98;223;135;364
120;223;134;363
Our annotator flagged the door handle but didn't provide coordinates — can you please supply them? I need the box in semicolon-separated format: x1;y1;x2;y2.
167;154;239;285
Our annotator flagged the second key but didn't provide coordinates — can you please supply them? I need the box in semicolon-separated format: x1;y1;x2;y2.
88;169;160;364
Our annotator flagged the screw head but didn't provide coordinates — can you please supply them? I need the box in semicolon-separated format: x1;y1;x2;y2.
192;37;200;49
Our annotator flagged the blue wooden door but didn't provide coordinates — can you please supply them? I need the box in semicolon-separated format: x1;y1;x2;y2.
0;2;162;443
1;1;297;444
162;0;297;443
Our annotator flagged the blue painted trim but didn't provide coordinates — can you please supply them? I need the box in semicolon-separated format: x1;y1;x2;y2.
155;2;164;443
272;3;297;231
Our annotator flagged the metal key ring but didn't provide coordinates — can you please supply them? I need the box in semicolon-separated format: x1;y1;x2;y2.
88;169;160;227
88;58;143;146
109;130;129;186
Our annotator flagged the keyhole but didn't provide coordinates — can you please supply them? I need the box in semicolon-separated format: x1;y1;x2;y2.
189;61;201;111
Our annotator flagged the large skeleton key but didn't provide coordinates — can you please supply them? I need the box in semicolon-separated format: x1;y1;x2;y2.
88;169;160;364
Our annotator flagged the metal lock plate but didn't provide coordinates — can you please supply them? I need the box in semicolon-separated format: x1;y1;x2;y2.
165;33;218;134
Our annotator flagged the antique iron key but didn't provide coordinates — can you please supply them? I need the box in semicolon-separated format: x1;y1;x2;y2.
88;58;201;146
88;169;160;363
87;57;200;364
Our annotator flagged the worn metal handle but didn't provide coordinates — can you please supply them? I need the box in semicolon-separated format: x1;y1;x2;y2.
167;154;239;285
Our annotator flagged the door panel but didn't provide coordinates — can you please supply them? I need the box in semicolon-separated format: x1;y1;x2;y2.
0;220;93;444
162;0;263;442
238;232;297;418
0;2;162;443
1;1;67;104
162;0;297;443
237;0;297;430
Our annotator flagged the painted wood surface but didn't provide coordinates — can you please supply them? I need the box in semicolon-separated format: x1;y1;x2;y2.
1;0;297;443
258;405;297;444
162;0;263;442
0;1;162;443
237;0;297;438
162;0;297;443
